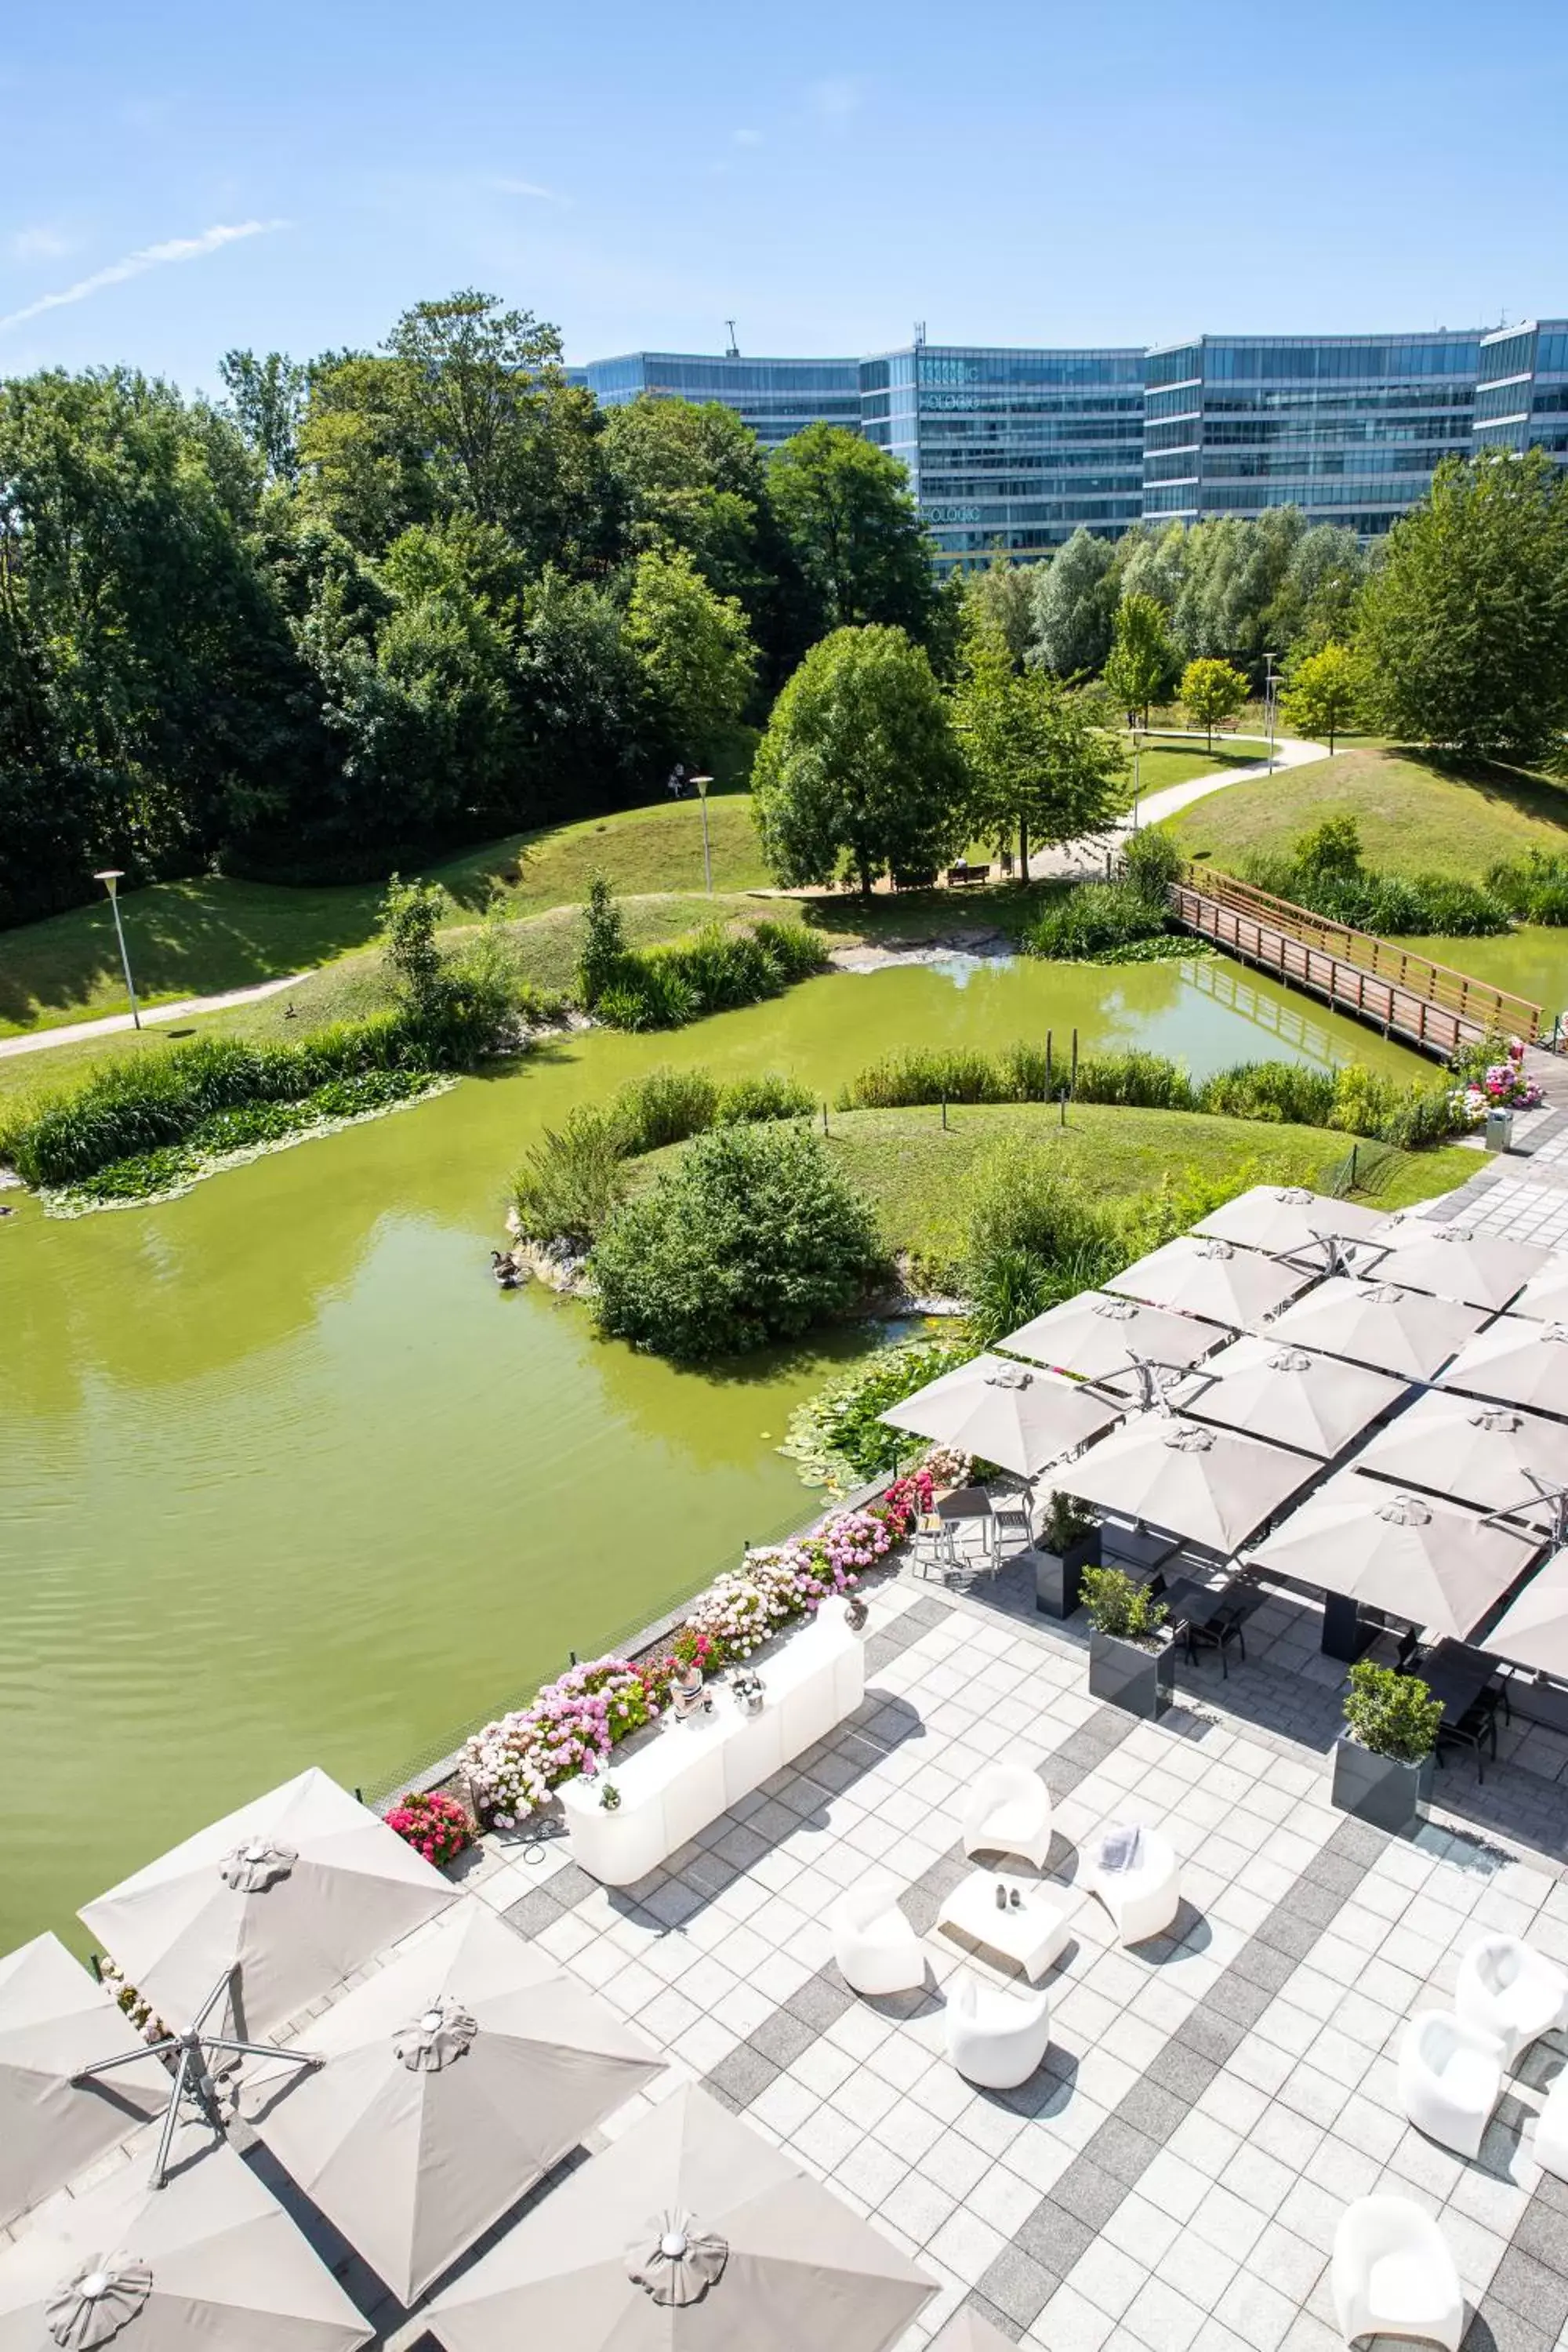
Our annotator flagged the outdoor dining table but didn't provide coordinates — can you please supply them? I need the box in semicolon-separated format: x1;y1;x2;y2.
936;1486;993;1521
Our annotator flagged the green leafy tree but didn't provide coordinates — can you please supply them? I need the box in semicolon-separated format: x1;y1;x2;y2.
379;873;447;1015
1029;528;1116;677
1281;643;1359;753
603;396;764;596
217;348;308;484
1269;524;1366;655
576;872;626;1007
751;625;969;893
1181;655;1250;749
590;1123;883;1362
956;622;1128;879
626;547;757;763
767;424;938;646
512;567;655;813
1173;510;1303;662
966;548;1036;668
1356;449;1568;766
1103;593;1177;725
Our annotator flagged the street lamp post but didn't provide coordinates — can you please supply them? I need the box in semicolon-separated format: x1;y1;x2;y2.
690;775;715;895
93;869;141;1029
1262;653;1280;778
1131;728;1143;833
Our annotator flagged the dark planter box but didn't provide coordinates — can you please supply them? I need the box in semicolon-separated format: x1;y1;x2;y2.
1089;1628;1174;1720
1331;1737;1433;1837
1034;1531;1100;1619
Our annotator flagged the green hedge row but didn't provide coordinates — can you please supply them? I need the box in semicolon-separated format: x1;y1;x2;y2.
839;1043;1469;1149
591;920;829;1031
60;1069;438;1203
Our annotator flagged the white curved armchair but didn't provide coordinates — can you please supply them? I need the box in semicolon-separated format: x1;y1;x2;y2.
831;1875;924;1998
1332;2195;1465;2350
1456;1935;1568;2068
1086;1824;1181;1947
962;1766;1054;1871
944;1969;1051;2089
1397;2010;1506;2160
1537;2072;1568;2183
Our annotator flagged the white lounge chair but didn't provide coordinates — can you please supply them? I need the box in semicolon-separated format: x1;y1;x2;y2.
1536;2071;1568;2182
831;1876;924;1997
1455;1934;1568;2068
1397;2010;1506;2160
1331;2195;1465;2350
1084;1823;1181;1946
962;1766;1054;1872
944;1969;1051;2089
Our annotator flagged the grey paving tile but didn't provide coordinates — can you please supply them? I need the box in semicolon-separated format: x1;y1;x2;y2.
784;1970;857;2031
1148;2042;1221;2103
748;2009;819;2069
1485;2247;1568;2340
1462;2307;1555;2352
1116;2078;1191;2144
1081;2113;1161;2190
1174;2008;1249;2066
1252;1912;1325;1962
960;2292;1025;2344
500;1886;561;1938
1016;2199;1097;2277
979;2244;1058;2329
1227;1942;1301;1995
1051;2156;1129;2233
703;2042;779;2109
1204;1973;1277;2031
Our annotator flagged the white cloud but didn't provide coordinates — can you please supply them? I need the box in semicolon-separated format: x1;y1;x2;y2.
810;77;862;120
492;177;567;205
0;219;288;334
9;225;75;263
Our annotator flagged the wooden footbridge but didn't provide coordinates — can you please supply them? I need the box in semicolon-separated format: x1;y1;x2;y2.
1168;866;1545;1060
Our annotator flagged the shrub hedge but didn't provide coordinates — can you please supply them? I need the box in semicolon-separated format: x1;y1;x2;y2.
590;920;829;1031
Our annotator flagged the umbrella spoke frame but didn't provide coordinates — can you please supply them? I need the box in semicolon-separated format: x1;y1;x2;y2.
73;1965;321;2190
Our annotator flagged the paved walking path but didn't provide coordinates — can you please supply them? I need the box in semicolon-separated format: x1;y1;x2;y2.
0;970;307;1062
1121;729;1330;831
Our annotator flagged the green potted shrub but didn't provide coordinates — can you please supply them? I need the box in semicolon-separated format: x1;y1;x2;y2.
1032;1491;1101;1620
1081;1565;1172;1719
1334;1662;1442;1835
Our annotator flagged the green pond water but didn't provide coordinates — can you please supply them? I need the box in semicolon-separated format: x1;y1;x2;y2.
1403;927;1568;1030
0;953;1427;1949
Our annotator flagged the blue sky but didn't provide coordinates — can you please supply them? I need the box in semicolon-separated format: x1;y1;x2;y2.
4;0;1566;393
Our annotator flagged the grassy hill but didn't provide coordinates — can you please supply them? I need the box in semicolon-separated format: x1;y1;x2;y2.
637;1102;1475;1284
1161;745;1568;880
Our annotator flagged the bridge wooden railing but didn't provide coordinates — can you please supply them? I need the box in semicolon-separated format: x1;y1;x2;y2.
1170;866;1543;1054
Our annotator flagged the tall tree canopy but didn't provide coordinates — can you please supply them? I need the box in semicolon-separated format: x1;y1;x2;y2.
956;619;1127;878
1030;528;1117;677
1357;451;1568;766
766;424;939;649
625;547;758;766
751;625;967;893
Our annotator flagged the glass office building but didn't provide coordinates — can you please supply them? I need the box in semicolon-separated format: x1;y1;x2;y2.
577;352;859;448
1473;321;1568;465
575;321;1568;557
1142;333;1479;537
859;344;1145;566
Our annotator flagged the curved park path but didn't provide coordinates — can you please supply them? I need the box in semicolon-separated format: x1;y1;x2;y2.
2;734;1330;1065
0;970;307;1062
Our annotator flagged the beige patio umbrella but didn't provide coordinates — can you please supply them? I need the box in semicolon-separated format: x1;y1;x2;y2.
244;1898;666;2305
1059;1414;1317;1554
1351;1391;1568;1518
1196;1184;1385;1262
880;1352;1122;1478
1246;1470;1541;1638
426;2082;935;2352
999;1291;1229;1396
0;2139;370;2352
1265;1277;1487;1382
1483;1549;1568;1678
1507;1257;1568;1325
1105;1235;1312;1327
1175;1335;1407;1460
1356;1217;1550;1312
80;1766;456;2041
0;1933;170;2228
1439;1317;1568;1418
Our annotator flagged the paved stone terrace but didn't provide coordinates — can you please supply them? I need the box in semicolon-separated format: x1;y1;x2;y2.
446;1575;1568;2352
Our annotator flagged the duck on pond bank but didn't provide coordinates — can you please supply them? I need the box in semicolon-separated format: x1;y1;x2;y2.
490;1248;527;1290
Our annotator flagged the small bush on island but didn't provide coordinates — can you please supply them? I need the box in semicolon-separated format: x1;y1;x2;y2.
1026;880;1171;961
1241;817;1511;938
573;875;829;1031
590;1123;884;1363
1486;848;1568;926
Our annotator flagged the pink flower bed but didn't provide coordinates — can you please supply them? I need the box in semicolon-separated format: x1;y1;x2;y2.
460;1491;916;1824
387;1788;473;1867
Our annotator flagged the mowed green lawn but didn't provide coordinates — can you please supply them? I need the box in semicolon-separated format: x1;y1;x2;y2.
0;791;771;1037
1162;746;1568;880
637;1102;1474;1287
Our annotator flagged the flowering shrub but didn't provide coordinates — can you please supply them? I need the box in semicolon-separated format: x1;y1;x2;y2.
387;1789;472;1868
883;1470;935;1528
97;1955;171;2049
924;1446;974;1488
1455;1037;1544;1119
459;1497;914;1823
462;1657;656;1822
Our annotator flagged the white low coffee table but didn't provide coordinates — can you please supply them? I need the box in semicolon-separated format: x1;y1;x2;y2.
935;1870;1080;1982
